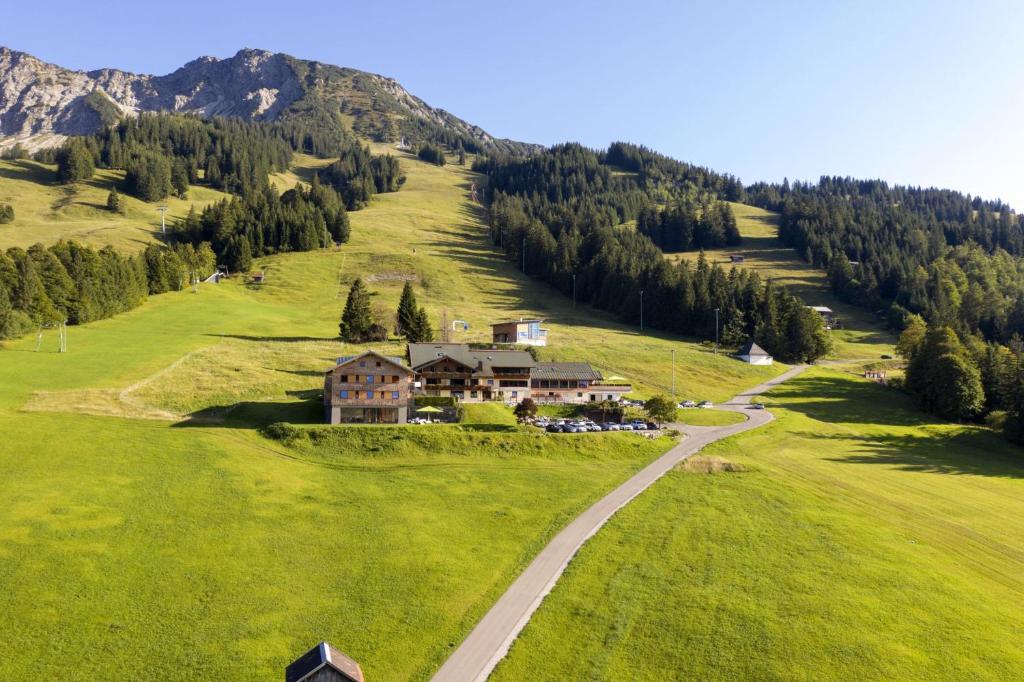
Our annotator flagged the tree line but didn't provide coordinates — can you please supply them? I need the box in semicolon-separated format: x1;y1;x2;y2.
636;199;740;252
316;141;404;210
748;175;1024;443
475;144;829;361
746;176;1024;340
897;318;1024;444
0;239;218;340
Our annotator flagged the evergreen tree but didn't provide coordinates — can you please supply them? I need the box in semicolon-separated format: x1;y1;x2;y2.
412;306;433;342
339;278;375;342
106;188;121;213
56;139;95;184
396;281;419;337
0;203;14;224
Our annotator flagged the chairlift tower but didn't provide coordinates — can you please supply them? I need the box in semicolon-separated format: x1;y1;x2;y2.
156;206;169;235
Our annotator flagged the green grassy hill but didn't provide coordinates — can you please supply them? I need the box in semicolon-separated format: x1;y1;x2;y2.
494;367;1024;680
0;149;793;679
0;158;230;250
667;202;895;362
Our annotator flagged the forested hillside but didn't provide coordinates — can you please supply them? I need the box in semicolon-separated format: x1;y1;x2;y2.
0;112;409;338
747;176;1024;441
474;143;830;363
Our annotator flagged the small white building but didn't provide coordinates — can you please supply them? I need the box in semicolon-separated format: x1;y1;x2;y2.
737;340;774;365
808;306;835;328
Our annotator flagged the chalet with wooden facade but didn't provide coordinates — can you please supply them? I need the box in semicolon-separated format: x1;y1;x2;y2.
286;641;364;682
323;351;416;424
530;362;632;404
491;318;548;346
409;343;535;402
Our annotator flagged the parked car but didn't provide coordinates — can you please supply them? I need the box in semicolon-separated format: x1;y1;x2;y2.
564;424;581;433
546;423;564;433
698;400;713;409
630;420;648;430
604;422;621;431
751;403;765;410
645;422;659;430
679;400;697;408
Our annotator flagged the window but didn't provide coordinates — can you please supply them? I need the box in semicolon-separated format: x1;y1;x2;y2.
340;375;348;383
512;391;518;398
471;391;478;398
354;374;360;382
487;379;494;385
376;361;382;367
392;391;400;399
367;375;374;384
577;392;583;398
354;390;361;398
339;390;349;398
359;361;366;367
392;375;399;383
366;391;374;399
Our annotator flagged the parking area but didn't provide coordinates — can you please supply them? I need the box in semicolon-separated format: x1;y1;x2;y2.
529;417;664;434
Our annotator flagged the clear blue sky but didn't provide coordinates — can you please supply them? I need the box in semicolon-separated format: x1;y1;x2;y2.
4;0;1023;208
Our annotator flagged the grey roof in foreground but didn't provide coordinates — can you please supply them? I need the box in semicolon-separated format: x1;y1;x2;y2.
737;340;771;357
408;343;535;374
285;641;364;682
531;362;603;382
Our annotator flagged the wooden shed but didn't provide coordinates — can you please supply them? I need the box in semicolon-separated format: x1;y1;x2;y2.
285;642;365;682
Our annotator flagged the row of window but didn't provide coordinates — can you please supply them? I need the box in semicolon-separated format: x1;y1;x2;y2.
338;375;402;384
339;390;402;400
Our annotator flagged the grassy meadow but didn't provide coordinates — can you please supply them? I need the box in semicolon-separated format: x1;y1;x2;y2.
0;147;787;679
0;158;230;251
667;202;896;363
493;367;1024;680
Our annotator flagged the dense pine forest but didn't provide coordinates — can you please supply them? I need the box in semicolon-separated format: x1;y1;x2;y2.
46;113;408;268
475;143;829;362
0;112;412;336
747;176;1024;441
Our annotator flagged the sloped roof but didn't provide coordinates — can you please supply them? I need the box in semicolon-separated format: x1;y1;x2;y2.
737;341;771;357
327;350;415;374
492;318;544;326
531;362;603;382
285;642;364;682
408;343;535;373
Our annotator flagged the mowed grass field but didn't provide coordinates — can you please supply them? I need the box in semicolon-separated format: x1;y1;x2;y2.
0;158;230;251
0;148;793;679
667;202;895;363
493;368;1024;680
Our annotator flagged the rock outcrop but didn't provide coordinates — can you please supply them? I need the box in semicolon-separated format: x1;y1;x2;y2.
0;46;531;153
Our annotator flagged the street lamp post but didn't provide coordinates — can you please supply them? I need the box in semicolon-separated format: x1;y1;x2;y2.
671;348;676;399
640;289;644;332
522;237;526;273
572;273;576;308
714;308;720;355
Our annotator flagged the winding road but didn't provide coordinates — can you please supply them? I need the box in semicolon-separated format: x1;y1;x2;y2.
431;364;808;682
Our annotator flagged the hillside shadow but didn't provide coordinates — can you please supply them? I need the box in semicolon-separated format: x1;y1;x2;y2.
175;391;324;429
772;374;926;427
774;375;1024;478
0;159;53;184
207;333;338;343
798;429;1024;479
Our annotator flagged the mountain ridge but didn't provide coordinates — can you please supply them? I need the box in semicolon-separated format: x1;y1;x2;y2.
0;46;535;154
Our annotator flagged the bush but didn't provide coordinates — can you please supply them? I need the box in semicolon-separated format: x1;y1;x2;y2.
0;203;14;224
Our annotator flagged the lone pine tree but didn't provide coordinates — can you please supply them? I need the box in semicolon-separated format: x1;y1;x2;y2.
340;278;375;342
